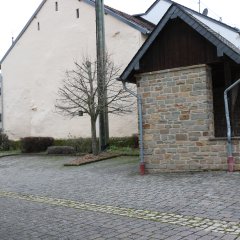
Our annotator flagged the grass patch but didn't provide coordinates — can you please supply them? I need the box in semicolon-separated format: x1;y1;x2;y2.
107;146;139;156
0;150;21;157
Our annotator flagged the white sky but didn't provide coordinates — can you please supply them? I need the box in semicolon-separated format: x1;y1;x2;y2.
0;0;240;59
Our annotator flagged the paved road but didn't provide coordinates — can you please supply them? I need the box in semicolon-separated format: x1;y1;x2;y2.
0;155;239;239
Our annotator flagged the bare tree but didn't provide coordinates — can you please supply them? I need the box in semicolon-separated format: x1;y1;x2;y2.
55;56;134;155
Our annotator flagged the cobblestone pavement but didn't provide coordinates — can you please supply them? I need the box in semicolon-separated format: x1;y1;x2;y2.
0;155;240;239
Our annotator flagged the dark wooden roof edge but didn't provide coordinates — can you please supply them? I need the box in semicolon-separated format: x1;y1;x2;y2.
119;4;240;83
141;0;240;34
181;6;240;34
0;0;151;65
173;6;240;60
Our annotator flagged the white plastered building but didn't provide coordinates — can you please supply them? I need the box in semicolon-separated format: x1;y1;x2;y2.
0;0;153;140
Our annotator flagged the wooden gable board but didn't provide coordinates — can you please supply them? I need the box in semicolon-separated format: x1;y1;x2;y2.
120;4;240;82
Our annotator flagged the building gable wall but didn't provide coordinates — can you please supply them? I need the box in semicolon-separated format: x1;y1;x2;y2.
139;18;220;74
1;0;145;139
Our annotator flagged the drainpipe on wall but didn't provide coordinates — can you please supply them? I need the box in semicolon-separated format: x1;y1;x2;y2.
121;81;145;175
224;78;240;172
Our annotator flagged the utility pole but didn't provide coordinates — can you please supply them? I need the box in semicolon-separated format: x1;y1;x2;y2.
198;0;201;13
95;0;109;151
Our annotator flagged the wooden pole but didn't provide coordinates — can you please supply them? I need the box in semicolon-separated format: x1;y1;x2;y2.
95;0;109;151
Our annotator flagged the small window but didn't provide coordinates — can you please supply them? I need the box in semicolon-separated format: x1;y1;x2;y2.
55;2;58;11
37;22;40;31
76;9;80;18
0;114;2;122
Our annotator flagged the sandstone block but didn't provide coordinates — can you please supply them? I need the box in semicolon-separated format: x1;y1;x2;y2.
176;134;188;141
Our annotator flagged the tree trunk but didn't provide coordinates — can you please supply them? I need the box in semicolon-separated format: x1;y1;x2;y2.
91;117;98;155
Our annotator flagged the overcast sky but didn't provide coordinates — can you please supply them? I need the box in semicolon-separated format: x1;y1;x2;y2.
0;0;240;59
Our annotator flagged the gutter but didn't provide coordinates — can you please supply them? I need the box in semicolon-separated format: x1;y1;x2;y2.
120;80;145;175
224;78;240;172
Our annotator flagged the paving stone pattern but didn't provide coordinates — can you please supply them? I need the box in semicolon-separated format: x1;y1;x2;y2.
0;190;240;236
0;155;240;239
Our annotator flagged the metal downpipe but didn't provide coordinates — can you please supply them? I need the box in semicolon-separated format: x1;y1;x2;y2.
224;78;240;172
122;81;145;175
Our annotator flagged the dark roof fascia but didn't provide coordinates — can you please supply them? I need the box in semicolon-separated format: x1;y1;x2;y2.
176;6;240;61
120;4;240;82
141;0;240;34
84;0;150;34
175;2;240;34
132;13;146;17
0;0;47;65
0;0;150;66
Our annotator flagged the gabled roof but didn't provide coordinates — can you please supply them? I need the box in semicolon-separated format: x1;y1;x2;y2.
138;0;240;50
86;0;153;33
0;0;152;66
105;5;155;32
141;0;240;32
120;4;240;82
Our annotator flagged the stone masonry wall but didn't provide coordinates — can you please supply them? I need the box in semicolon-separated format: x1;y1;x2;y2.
137;64;240;172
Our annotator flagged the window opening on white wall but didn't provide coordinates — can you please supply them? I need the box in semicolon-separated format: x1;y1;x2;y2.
37;22;40;31
55;2;58;11
76;9;80;18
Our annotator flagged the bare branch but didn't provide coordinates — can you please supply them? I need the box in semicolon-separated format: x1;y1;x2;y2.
55;55;135;122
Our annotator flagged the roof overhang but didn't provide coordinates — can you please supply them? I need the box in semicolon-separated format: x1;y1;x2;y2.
120;4;240;83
